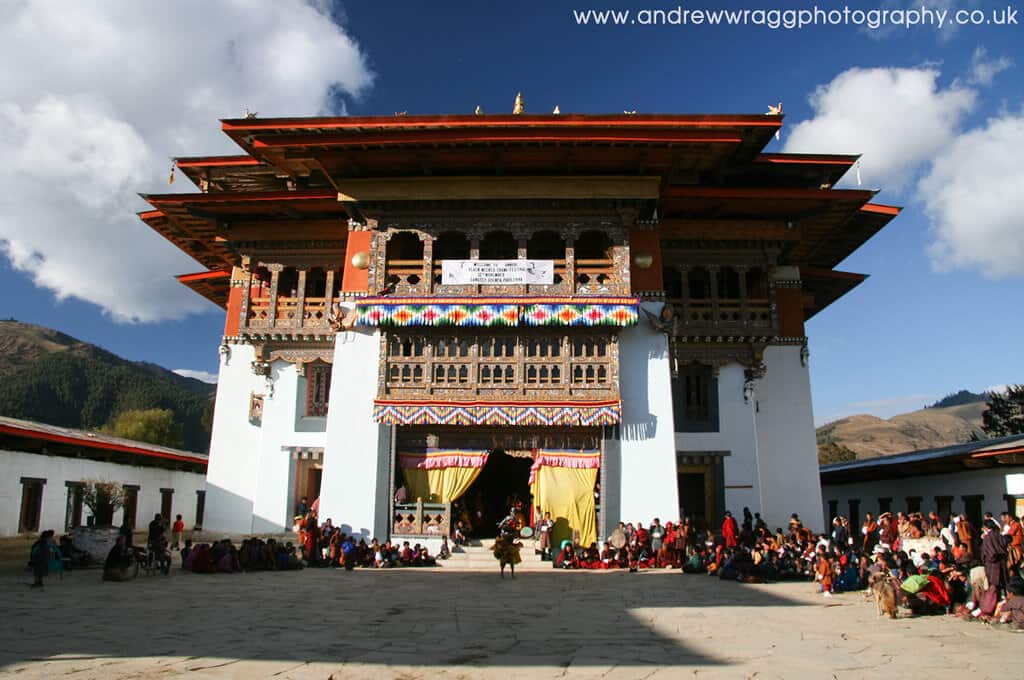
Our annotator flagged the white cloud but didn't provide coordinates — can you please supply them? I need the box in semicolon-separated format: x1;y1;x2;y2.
816;393;935;425
173;369;219;384
0;2;372;322
783;67;975;191
968;47;1012;85
919;112;1024;277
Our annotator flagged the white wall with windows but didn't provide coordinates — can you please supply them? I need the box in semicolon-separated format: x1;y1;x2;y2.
0;449;205;537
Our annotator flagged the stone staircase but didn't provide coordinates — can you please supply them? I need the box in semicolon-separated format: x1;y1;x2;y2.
440;540;552;571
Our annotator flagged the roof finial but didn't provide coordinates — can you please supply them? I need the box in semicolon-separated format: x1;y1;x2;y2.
245;108;258;119
767;102;783;140
168;162;175;185
475;105;483;115
552;105;561;115
513;92;524;115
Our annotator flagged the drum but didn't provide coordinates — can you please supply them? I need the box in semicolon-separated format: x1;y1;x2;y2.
519;526;534;539
609;528;627;550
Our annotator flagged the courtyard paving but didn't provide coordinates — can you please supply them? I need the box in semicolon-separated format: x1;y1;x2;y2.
1;564;1018;679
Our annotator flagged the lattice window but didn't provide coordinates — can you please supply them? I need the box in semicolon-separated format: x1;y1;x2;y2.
434;337;469;358
526;337;561;357
526;364;561;385
480;364;515;384
434;363;470;384
571;338;607;358
480;336;515;358
306;362;332;416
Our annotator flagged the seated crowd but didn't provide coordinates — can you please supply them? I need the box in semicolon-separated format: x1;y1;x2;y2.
295;511;447;570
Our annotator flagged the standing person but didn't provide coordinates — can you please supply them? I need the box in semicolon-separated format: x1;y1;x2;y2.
29;530;55;589
831;516;848;548
981;519;1010;598
815;545;833;598
650;518;665;555
171;514;184;550
537;511;554;560
295;496;309;518
721;511;739;548
956;514;976;561
1001;511;1022;577
147;514;166;552
861;513;878;553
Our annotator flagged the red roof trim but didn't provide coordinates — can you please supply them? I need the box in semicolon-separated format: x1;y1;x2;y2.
251;129;744;148
177;269;230;283
756;153;857;165
861;203;901;216
970;446;1024;459
223;114;783;132
144;189;337;205
138;209;165;220
0;423;207;466
661;186;876;201
800;267;868;282
176;156;261;168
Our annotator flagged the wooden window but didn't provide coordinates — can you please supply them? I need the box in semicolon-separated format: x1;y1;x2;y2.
65;482;84;531
18;477;45;534
306;362;332;416
878;497;892;514
827;500;839;522
673;364;719;433
935;496;953;522
848;499;861;531
905;496;922;514
195;490;206;530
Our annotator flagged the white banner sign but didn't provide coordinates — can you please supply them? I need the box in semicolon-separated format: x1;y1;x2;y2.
441;259;554;285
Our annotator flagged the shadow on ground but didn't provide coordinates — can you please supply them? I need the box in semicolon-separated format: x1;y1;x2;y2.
0;567;812;672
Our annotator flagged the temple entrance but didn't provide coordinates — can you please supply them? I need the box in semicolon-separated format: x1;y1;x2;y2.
459;450;534;538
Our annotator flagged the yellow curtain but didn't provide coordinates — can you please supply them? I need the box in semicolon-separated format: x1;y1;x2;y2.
402;466;483;503
531;466;597;549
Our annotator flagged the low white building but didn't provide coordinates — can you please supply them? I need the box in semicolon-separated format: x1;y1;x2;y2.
820;435;1024;530
0;416;207;537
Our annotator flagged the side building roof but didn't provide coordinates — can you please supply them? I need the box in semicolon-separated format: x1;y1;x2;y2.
0;416;208;473
819;434;1024;485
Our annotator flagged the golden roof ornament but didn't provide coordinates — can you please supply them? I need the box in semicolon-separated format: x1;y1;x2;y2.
475;105;483;115
513;92;524;114
552;105;561;115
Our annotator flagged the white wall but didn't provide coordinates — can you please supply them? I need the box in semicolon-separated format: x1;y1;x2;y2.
822;466;1023;522
676;363;761;516
0;450;205;537
318;328;391;541
204;342;265;534
204;343;331;534
756;345;824;533
615;302;680;524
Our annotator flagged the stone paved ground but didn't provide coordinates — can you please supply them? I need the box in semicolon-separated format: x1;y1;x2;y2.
1;565;1019;679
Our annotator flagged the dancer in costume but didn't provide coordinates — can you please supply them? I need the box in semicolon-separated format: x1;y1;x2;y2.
492;511;523;578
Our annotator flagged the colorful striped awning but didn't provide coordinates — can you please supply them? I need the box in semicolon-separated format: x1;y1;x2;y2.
373;399;622;426
356;296;639;328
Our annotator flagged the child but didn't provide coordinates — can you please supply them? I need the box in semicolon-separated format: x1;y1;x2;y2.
180;539;193;566
171;514;184;550
815;545;833;598
995;580;1024;629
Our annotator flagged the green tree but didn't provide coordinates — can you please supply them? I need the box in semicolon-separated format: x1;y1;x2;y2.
818;441;858;465
982;385;1024;437
101;408;184;448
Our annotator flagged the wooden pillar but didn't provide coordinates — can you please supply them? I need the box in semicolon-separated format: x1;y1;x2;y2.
565;236;576;294
422;235;434;293
324;269;335;319
708;265;720;327
736;265;749;324
267;264;282;329
239;265;253;331
678;265;690;327
296;268;307;329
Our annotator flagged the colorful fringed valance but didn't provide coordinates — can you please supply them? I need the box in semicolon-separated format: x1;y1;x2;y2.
398;450;490;470
528;449;601;486
355;296;638;328
373;399;621;427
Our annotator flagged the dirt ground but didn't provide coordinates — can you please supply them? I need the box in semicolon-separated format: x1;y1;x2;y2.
1;563;1019;679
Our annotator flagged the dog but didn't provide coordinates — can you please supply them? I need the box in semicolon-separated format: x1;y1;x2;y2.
868;571;900;619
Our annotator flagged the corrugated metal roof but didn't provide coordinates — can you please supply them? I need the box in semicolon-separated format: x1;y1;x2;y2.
0;415;208;466
819;434;1024;474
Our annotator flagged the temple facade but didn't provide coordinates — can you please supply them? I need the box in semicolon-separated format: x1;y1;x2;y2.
140;113;899;544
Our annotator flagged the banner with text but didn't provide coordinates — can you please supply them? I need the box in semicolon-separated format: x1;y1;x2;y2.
441;259;554;285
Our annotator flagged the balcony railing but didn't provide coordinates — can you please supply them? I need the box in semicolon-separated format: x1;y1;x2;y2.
667;298;774;333
245;296;332;331
393;500;451;537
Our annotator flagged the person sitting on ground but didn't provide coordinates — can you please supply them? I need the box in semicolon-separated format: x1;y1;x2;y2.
555;541;577;569
103;534;137;581
438;536;451;560
181;539;192;566
995;579;1024;628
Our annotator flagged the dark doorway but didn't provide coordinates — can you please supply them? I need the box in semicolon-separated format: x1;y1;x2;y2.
677;470;708;529
19;478;45;534
160;489;174;523
123;486;139;530
195;490;206;530
460;450;533;538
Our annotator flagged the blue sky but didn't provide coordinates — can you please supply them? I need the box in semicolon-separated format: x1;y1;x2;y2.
0;1;1021;423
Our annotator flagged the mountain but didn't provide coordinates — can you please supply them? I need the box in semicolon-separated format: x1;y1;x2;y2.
817;398;989;461
0;320;215;452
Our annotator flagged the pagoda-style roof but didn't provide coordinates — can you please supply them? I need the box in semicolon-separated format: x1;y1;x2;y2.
140;112;899;313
